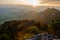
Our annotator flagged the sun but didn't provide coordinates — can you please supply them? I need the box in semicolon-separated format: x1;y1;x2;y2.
30;0;39;7
28;0;40;7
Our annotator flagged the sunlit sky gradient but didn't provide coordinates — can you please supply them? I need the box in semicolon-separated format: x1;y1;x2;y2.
0;0;60;6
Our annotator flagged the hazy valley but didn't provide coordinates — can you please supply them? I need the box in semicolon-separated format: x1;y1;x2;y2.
0;5;60;24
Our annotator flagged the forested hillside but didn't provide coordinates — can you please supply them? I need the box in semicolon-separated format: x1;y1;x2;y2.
0;18;60;40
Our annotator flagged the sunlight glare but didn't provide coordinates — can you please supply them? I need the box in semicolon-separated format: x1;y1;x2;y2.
28;0;40;7
17;0;40;7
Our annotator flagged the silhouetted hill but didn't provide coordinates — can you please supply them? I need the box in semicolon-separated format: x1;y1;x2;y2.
39;8;60;24
0;19;60;40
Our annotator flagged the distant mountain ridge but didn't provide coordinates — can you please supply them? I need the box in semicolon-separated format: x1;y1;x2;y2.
23;8;60;24
38;8;60;24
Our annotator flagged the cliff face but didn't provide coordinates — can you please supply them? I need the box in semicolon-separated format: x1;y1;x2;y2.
26;33;58;40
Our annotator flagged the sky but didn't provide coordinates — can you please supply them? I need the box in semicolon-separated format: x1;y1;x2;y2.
0;0;60;6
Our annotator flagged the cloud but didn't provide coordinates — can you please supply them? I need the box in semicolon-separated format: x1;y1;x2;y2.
40;0;60;1
39;0;60;6
40;0;60;3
